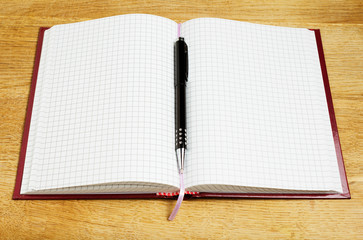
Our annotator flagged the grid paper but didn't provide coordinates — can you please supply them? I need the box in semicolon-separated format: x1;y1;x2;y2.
21;14;179;194
181;18;343;193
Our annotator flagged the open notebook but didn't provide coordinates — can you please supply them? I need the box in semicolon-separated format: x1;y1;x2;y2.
14;14;349;199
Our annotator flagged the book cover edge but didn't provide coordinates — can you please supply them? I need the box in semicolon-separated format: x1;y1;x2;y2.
312;29;350;199
13;27;48;200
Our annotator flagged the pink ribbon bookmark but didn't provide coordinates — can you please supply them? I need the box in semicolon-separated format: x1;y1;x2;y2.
178;23;181;37
168;172;185;221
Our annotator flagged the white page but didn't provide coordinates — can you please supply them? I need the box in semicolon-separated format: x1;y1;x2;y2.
21;14;179;194
181;18;343;193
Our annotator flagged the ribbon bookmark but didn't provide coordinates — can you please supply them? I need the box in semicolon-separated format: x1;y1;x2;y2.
168;172;185;221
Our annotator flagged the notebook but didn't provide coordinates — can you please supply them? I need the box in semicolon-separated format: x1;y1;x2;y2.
13;14;350;200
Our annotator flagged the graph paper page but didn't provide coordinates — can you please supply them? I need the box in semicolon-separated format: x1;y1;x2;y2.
21;14;179;194
181;18;343;193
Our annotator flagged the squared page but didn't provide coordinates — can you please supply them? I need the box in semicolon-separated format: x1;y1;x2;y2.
21;14;179;194
181;18;343;193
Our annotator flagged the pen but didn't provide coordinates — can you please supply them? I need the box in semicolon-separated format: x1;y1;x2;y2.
174;37;188;174
168;36;188;221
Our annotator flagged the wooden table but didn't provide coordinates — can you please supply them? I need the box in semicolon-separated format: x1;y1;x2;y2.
1;0;362;238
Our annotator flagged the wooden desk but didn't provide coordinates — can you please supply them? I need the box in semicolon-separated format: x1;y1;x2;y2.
0;0;362;238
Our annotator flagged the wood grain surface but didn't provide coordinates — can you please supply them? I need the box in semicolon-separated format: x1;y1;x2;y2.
0;0;362;239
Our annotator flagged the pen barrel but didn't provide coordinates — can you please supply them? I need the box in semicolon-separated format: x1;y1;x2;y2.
174;38;188;150
174;38;188;87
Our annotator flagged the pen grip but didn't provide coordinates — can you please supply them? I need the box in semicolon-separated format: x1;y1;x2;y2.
175;85;187;149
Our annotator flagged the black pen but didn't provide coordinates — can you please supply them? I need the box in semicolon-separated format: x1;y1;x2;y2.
169;37;188;221
174;37;188;174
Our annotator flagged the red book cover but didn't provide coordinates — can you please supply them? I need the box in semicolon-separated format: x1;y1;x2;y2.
13;27;350;200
